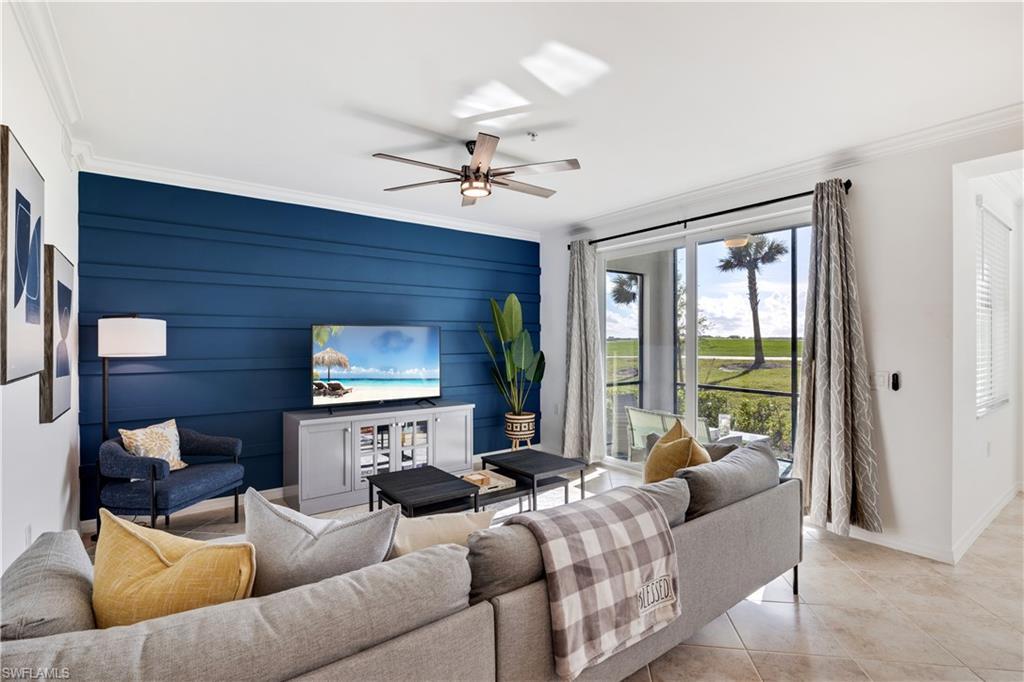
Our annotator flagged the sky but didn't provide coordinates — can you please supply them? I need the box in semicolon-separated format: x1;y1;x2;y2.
313;325;440;379
605;226;811;339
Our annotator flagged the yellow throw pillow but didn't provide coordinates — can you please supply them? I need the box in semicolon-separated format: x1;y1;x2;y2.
390;510;496;557
119;419;187;471
92;509;255;628
643;419;711;483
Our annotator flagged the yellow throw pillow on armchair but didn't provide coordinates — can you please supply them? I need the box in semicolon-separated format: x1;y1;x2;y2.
92;509;255;628
643;419;711;483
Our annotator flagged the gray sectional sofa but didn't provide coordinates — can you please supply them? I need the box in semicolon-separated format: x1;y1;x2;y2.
1;457;802;682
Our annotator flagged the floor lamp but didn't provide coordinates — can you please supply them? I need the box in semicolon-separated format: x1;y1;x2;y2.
94;314;166;539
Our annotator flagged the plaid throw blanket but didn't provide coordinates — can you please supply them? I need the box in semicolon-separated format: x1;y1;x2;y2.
507;487;681;680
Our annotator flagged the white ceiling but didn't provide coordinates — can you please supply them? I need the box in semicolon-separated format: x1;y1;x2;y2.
50;2;1023;235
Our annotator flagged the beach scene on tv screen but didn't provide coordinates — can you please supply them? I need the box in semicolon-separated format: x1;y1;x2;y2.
312;325;440;405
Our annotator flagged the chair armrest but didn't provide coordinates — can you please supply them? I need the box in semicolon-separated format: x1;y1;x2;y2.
178;428;242;461
98;440;169;481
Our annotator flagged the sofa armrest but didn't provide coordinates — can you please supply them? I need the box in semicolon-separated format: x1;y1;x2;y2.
178;428;242;460
98;440;169;481
0;544;471;682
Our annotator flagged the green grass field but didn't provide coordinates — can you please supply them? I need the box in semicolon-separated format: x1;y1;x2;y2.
606;336;802;392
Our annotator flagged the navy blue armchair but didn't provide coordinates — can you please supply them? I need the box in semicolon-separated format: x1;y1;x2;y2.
95;427;244;535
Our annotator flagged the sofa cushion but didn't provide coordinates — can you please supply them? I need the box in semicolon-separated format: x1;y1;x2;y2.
391;510;495;557
1;531;95;640
245;488;399;596
643;420;710;483
100;462;244;512
705;442;739;462
468;524;543;604
675;441;779;519
93;509;255;628
638;478;690;526
0;545;472;681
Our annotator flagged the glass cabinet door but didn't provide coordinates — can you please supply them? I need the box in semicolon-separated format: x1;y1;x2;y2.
356;422;392;487
397;418;431;470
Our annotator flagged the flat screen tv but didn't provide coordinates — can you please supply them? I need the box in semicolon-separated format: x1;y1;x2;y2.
312;325;440;407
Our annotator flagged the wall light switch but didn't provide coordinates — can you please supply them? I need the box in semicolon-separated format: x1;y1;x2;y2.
870;371;888;391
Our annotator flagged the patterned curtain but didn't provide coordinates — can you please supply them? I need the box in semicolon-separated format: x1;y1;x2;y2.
563;240;601;462
794;179;883;534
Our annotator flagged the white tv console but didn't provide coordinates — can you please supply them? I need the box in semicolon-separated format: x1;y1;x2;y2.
282;401;474;514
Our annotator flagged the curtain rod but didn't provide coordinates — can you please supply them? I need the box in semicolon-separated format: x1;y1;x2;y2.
569;179;852;250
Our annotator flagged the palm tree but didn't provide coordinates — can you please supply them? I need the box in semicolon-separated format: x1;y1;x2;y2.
313;325;344;347
610;274;638;305
716;236;788;369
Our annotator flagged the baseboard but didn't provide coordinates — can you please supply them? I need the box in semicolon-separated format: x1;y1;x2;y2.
951;485;1019;563
78;487;284;534
842;525;955;564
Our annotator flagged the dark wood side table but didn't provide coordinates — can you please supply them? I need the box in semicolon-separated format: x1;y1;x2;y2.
366;466;479;518
480;449;587;511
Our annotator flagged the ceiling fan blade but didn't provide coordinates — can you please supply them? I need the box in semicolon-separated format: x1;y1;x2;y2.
462;195;477;207
383;178;460;192
492;178;556;198
469;133;500;174
491;158;581;177
372;153;461;176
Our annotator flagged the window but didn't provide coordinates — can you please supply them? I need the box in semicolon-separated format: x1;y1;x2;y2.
976;198;1012;417
605;271;643;461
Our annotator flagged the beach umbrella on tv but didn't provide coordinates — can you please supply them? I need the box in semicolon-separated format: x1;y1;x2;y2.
313;348;350;381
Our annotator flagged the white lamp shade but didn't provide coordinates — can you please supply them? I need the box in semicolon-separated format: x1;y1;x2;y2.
98;318;167;357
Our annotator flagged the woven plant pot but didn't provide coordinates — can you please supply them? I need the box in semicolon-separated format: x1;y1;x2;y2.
504;411;536;443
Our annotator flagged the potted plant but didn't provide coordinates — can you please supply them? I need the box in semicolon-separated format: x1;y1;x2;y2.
478;294;545;449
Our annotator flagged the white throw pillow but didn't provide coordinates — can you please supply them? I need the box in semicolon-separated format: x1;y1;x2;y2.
118;419;186;471
391;510;496;557
244;488;400;596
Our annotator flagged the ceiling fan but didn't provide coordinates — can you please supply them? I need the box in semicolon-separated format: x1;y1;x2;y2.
373;132;581;206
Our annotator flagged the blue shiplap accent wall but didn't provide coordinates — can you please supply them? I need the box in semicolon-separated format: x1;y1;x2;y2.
78;173;540;519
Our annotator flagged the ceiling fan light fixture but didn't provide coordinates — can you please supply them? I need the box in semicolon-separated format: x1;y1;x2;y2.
723;235;750;248
460;178;492;198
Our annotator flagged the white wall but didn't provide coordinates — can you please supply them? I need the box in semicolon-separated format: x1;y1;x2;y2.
540;124;1023;562
0;4;80;570
950;158;1023;561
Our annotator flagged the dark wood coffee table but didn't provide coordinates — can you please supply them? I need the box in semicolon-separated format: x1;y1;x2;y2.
480;449;587;511
366;466;479;517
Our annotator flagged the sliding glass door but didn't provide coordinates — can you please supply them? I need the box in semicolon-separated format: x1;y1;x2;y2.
690;226;809;459
602;221;810;466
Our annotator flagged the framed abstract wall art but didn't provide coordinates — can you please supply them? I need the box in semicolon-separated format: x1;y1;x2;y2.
1;125;45;385
41;245;73;422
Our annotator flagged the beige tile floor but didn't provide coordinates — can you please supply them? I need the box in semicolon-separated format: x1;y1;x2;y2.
84;472;1024;682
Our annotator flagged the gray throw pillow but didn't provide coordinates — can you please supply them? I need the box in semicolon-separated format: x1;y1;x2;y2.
244;488;400;596
676;440;779;519
467;524;544;604
706;442;739;461
638;478;690;526
1;531;96;640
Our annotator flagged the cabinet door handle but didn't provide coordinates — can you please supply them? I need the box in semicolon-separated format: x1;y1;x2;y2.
435;418;440;422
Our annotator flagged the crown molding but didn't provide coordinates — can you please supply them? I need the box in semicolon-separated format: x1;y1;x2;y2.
9;1;82;129
580;103;1024;231
73;143;543;242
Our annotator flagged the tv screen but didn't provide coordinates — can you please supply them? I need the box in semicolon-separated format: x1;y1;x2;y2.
312;325;440;407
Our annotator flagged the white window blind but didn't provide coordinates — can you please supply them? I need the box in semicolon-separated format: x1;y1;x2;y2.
975;196;1012;417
